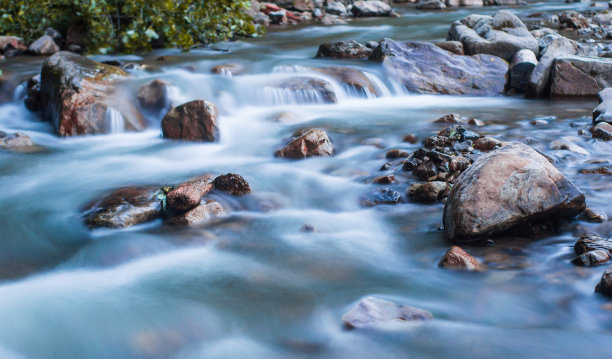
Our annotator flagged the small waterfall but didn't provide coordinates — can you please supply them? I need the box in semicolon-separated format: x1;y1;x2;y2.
166;85;188;108
104;107;125;134
262;86;328;105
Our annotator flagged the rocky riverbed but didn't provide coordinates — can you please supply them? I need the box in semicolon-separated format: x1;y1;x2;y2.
1;1;612;358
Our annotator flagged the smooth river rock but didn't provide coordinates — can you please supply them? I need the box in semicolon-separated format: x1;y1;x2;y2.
443;142;586;241
439;246;482;271
447;11;539;62
40;51;145;136
550;56;612;98
84;187;161;229
161;100;219;141
351;1;392;17
526;37;579;98
213;173;251;196
275;128;334;159
342;297;433;329
315;40;373;59
509;49;538;91
595;265;612;298
167;175;215;212
370;39;508;96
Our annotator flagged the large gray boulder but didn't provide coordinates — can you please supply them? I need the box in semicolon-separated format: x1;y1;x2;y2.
447;11;539;62
443;142;586;241
370;39;508;96
351;1;392;17
509;49;537;91
40;51;145;136
549;56;612;98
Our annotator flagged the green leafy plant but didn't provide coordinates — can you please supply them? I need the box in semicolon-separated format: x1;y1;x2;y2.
154;185;175;213
0;0;262;53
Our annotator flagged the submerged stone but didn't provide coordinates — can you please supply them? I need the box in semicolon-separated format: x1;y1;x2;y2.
342;297;433;329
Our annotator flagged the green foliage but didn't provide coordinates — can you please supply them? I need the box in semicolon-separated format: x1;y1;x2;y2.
154;185;175;213
0;0;261;53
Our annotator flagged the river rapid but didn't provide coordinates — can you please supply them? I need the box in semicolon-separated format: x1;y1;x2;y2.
1;1;612;358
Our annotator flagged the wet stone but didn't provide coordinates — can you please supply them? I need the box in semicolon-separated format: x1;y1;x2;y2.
408;181;448;203
403;134;418;144
439;246;482;271
373;174;396;184
342;297;433;330
575;235;612;256
571;250;610;266
386;149;409;159
591;122;612;141
166;201;225;227
167;175;214;212
360;188;401;207
581;208;608;223
579;167;612;175
275;128;334;159
161;100;220;142
213;173;251;196
84;187;161;229
595;266;612;298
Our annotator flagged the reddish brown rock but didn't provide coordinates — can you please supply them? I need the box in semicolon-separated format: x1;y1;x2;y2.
403;134;418;144
213;173;251;196
550;56;612;99
559;10;589;29
579;167;612;175
595;266;612;298
434;114;464;124
342;297;433;330
386;149;409;159
275;129;334;159
161;100;219;142
167;175;214;212
166;200;225;226
373;174;396;184
84;187;161;228
474;137;501;152
40;51;145;136
439;246;482;271
137;79;171;111
443;142;586;241
0;36;27;54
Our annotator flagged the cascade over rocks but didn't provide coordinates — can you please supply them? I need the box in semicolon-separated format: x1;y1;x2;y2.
447;11;539;62
443;142;586;241
161;100;220;141
370;39;508;96
40;51;145;136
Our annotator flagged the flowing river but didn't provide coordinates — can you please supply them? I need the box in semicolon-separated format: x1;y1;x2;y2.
0;1;611;358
